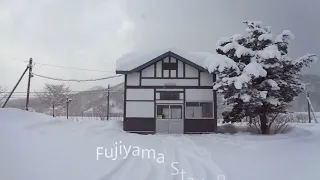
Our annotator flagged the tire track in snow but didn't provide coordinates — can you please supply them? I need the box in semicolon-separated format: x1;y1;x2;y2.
161;136;226;180
95;134;226;180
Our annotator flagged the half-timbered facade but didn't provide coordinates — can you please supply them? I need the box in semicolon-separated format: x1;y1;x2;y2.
116;49;217;134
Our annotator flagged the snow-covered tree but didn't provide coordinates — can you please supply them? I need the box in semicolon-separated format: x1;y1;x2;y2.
36;84;72;117
205;21;318;134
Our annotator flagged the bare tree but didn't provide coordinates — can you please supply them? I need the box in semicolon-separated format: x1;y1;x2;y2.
94;104;108;120
36;84;71;117
0;86;7;102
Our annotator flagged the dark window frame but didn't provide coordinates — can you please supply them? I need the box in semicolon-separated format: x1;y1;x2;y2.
159;91;180;100
185;101;213;118
162;62;178;71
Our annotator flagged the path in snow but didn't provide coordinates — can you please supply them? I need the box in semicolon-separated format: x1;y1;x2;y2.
1;109;320;180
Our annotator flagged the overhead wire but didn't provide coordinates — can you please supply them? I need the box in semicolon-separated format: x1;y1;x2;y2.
32;73;123;82
33;62;115;73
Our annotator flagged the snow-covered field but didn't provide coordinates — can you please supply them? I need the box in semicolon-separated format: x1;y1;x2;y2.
1;108;320;180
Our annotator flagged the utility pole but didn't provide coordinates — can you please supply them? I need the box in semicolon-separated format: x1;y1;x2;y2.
26;58;33;111
107;84;110;120
66;98;72;119
2;66;29;108
52;104;55;117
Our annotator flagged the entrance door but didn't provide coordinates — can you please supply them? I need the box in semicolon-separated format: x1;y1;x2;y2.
156;104;184;134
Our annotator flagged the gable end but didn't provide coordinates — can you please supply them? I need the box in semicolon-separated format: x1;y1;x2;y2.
116;51;208;74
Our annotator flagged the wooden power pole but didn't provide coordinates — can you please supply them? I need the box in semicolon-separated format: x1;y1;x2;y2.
107;84;110;120
26;58;33;111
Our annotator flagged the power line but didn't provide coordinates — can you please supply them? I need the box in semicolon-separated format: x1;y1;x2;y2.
34;62;115;72
32;73;123;82
3;57;115;73
2;89;123;94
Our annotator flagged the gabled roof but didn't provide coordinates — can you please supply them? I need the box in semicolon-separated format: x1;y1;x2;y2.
115;48;213;74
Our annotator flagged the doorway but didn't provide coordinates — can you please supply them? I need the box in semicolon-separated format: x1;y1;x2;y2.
156;104;184;133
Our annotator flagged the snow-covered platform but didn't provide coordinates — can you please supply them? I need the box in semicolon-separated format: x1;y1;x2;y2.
1;108;320;180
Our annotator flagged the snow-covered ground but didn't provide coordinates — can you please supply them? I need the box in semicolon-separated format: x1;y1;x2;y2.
1;108;320;180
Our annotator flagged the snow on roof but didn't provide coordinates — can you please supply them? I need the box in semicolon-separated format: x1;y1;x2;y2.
115;48;214;72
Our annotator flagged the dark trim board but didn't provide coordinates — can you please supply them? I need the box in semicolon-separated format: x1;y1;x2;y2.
154;87;156;132
183;62;186;78
126;100;154;102
141;77;198;79
169;56;171;78
128;131;155;135
184;119;216;133
156;102;184;104
155;90;184;93
123;117;155;132
183;88;186;133
127;86;214;89
154;62;157;77
139;71;142;86
198;70;200;86
123;75;127;131
213;73;218;133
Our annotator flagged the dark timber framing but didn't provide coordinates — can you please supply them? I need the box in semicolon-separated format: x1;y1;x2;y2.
169;56;171;78
116;51;207;74
123;74;127;131
213;73;218;133
118;50;217;134
198;70;201;86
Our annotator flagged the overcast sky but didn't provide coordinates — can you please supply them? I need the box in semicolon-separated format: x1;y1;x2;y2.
0;0;319;94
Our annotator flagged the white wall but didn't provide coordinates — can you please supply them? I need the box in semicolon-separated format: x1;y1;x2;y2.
127;73;140;86
156;61;162;77
200;72;213;86
141;65;154;77
185;64;198;78
185;89;213;101
177;61;184;77
141;79;198;86
126;101;154;117
127;89;154;100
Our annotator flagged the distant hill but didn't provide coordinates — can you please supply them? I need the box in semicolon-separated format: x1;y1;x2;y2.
4;83;124;117
3;74;320;117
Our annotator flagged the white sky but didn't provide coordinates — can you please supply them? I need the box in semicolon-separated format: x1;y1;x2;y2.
1;0;319;93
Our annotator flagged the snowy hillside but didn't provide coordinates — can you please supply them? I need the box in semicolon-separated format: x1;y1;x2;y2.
1;108;320;180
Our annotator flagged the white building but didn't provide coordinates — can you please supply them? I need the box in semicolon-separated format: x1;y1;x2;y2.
116;48;217;134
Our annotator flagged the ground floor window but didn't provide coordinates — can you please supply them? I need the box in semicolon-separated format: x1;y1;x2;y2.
156;104;182;119
185;102;213;118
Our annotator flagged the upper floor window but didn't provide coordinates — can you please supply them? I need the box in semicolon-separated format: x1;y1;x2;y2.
159;91;180;100
162;62;178;70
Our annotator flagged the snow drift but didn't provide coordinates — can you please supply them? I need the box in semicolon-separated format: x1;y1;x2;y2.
1;108;320;180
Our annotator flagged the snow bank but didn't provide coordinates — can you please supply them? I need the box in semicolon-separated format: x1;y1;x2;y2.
1;109;320;180
116;48;214;71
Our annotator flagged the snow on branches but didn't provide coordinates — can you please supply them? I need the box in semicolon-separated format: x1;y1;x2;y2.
204;21;318;133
